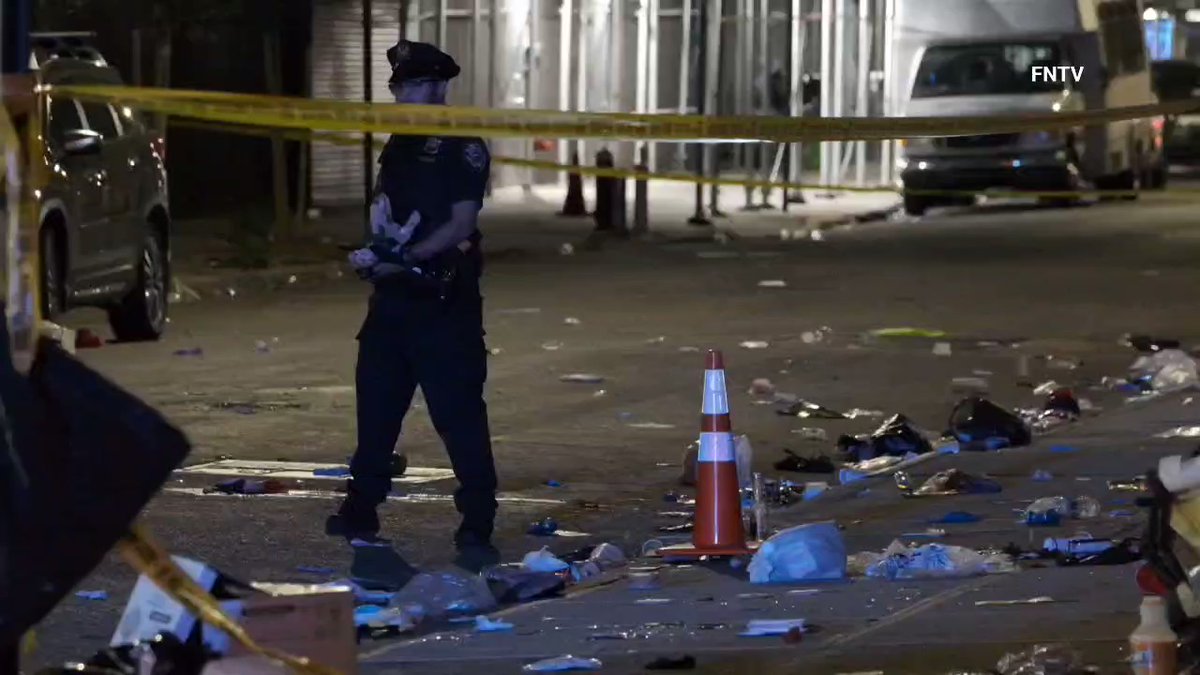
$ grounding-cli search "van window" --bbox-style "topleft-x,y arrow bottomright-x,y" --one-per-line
80,101 -> 119,139
1098,0 -> 1146,76
48,98 -> 84,145
912,42 -> 1064,98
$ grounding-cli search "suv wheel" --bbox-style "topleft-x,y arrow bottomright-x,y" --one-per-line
108,232 -> 168,342
902,193 -> 928,217
39,226 -> 65,321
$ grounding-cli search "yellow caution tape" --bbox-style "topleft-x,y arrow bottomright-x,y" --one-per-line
55,84 -> 1200,143
118,524 -> 342,675
169,118 -> 1200,202
20,630 -> 37,657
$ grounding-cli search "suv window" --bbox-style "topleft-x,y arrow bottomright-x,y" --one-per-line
48,98 -> 84,145
81,101 -> 119,139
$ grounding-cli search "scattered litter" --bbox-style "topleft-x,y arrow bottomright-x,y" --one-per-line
1130,348 -> 1199,391
389,571 -> 496,624
932,342 -> 952,357
946,397 -> 1031,448
497,307 -> 543,315
527,517 -> 559,536
521,547 -> 570,573
559,373 -> 604,384
1108,477 -> 1146,492
254,340 -> 271,354
951,377 -> 990,395
541,341 -> 563,351
846,409 -> 885,419
748,522 -> 846,584
901,528 -> 947,539
484,565 -> 566,603
1033,381 -> 1060,396
974,596 -> 1055,607
851,541 -> 1015,580
287,274 -> 298,284
895,469 -> 1001,497
867,327 -> 947,339
1047,357 -> 1081,371
838,414 -> 933,462
523,656 -> 603,672
1023,496 -> 1101,526
559,243 -> 575,255
635,598 -> 673,605
994,644 -> 1084,675
679,346 -> 700,352
1125,335 -> 1182,353
628,571 -> 662,590
773,449 -> 835,474
296,566 -> 336,575
740,341 -> 770,349
313,466 -> 351,478
545,480 -> 563,488
174,347 -> 204,357
748,378 -> 776,395
1156,426 -> 1200,439
475,615 -> 515,632
791,428 -> 828,442
739,619 -> 807,637
354,605 -> 416,631
758,280 -> 787,288
563,317 -> 582,326
75,590 -> 108,601
645,655 -> 696,671
629,422 -> 676,429
646,336 -> 667,344
488,347 -> 503,355
1050,445 -> 1079,454
1032,469 -> 1054,482
204,478 -> 289,495
930,511 -> 982,524
778,399 -> 847,419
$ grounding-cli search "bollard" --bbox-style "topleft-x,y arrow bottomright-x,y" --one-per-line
632,145 -> 649,236
593,148 -> 614,231
559,152 -> 587,217
612,169 -> 629,236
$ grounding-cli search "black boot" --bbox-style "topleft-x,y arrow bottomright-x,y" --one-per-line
325,492 -> 387,546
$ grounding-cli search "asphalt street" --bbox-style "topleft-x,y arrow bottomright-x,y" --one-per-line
27,181 -> 1200,672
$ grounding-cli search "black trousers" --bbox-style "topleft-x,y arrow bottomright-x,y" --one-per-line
351,277 -> 498,542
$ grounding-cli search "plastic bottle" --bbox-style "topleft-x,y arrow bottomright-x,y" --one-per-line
1042,537 -> 1114,556
1130,596 -> 1176,675
1072,496 -> 1102,519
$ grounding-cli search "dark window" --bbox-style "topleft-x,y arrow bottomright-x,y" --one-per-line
1099,0 -> 1147,76
48,98 -> 83,145
912,42 -> 1064,98
81,102 -> 119,139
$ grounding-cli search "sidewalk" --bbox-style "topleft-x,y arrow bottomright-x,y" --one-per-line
357,391 -> 1192,674
170,182 -> 900,299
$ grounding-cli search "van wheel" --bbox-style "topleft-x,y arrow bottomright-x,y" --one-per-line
108,232 -> 168,342
902,194 -> 928,216
39,225 -> 66,321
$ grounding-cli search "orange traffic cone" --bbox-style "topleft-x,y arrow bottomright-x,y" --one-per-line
659,349 -> 755,558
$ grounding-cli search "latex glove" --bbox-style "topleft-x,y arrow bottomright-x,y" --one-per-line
369,194 -> 393,238
348,248 -> 379,270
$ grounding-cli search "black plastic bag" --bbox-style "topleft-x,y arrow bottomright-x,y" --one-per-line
838,414 -> 932,462
946,397 -> 1032,448
483,564 -> 566,603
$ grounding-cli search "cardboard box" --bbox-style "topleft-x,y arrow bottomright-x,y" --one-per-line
111,555 -> 234,650
228,584 -> 357,675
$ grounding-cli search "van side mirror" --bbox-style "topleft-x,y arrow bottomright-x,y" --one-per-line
61,129 -> 102,156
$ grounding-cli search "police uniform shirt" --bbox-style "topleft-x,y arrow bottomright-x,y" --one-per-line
376,134 -> 491,246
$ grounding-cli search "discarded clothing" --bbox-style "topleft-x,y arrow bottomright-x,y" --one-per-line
777,399 -> 847,420
748,522 -> 846,584
837,414 -> 932,462
946,397 -> 1031,448
773,449 -> 836,474
203,478 -> 289,495
1125,335 -> 1182,354
895,468 -> 1002,497
484,564 -> 566,603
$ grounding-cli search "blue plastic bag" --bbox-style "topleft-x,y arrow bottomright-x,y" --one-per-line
748,521 -> 846,584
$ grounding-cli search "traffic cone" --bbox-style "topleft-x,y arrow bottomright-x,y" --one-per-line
659,349 -> 755,558
559,152 -> 587,217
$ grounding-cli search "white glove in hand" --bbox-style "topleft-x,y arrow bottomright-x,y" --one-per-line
348,248 -> 379,270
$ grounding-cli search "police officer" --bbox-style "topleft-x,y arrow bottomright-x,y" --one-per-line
327,40 -> 499,570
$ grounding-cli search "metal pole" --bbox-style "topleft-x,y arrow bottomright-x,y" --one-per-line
854,0 -> 869,186
558,0 -> 574,179
788,0 -> 806,203
490,0 -> 500,107
831,0 -> 845,186
819,0 -> 832,187
576,0 -> 589,163
636,0 -> 650,170
472,0 -> 483,104
756,0 -> 768,202
677,0 -> 693,171
688,0 -> 712,225
705,0 -> 721,215
880,0 -> 895,185
362,0 -> 374,237
736,0 -> 750,199
526,0 -> 539,190
647,0 -> 660,172
438,0 -> 449,44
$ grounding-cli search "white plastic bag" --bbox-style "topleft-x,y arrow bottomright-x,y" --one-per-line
389,571 -> 496,620
521,547 -> 570,573
864,542 -> 1015,580
748,521 -> 846,584
1131,348 -> 1199,391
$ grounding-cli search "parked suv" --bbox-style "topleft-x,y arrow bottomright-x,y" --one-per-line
33,33 -> 170,341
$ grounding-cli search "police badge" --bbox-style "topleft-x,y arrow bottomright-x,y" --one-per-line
464,142 -> 486,171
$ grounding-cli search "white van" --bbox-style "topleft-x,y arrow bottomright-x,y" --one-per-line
893,0 -> 1166,215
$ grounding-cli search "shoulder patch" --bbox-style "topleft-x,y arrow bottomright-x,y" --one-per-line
464,142 -> 487,171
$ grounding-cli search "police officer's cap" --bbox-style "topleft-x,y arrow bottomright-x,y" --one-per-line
387,41 -> 461,84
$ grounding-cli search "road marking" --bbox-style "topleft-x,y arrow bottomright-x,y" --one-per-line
176,459 -> 454,485
162,486 -> 565,506
821,575 -> 1002,648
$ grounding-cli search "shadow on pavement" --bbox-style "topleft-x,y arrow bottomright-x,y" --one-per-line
352,545 -> 419,590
